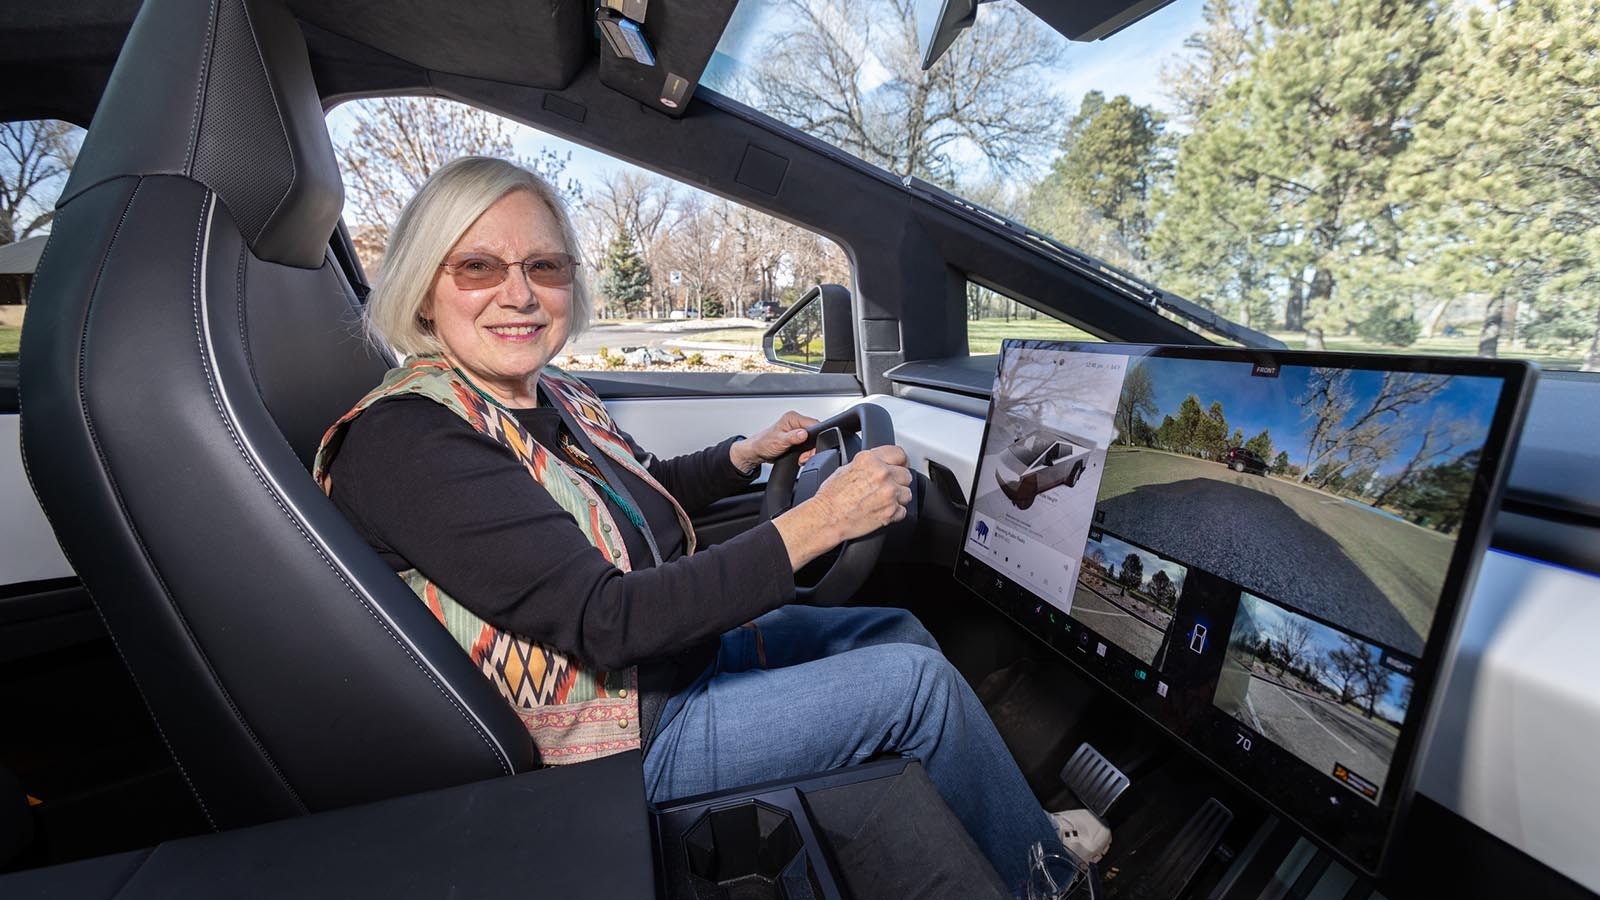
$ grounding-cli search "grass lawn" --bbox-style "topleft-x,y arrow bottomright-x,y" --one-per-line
588,317 -> 1592,370
1265,330 -> 1589,370
966,318 -> 1100,354
0,325 -> 19,356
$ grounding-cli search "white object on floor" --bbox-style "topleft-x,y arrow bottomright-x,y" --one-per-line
1048,807 -> 1112,864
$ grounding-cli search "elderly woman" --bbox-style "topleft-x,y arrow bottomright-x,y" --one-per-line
315,156 -> 1066,889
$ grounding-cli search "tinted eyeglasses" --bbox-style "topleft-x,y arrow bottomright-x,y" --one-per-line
439,252 -> 578,290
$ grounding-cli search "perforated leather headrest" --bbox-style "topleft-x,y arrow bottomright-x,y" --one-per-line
61,0 -> 341,269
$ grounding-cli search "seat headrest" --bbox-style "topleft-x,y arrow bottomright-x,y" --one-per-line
61,0 -> 342,269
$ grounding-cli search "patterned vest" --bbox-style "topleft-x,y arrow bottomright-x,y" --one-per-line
313,357 -> 697,764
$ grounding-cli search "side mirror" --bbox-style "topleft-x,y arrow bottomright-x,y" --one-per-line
763,284 -> 856,374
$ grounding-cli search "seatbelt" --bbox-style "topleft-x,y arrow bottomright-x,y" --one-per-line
543,386 -> 665,568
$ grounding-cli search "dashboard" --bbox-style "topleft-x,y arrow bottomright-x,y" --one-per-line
4,365 -> 1597,893
599,370 -> 1600,893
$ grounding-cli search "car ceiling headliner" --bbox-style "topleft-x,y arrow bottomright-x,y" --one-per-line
0,0 -> 591,125
0,0 -> 1170,127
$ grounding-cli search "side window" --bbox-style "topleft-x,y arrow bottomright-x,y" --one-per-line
328,97 -> 850,374
0,120 -> 84,377
965,282 -> 1100,355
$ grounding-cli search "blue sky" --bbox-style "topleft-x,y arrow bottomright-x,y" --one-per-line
1051,0 -> 1203,115
1135,357 -> 1502,477
709,0 -> 1204,117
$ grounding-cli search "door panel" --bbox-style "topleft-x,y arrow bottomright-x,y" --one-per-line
587,372 -> 863,545
593,379 -> 860,458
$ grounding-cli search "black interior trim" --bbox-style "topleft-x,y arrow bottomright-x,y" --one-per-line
0,577 -> 81,602
1490,509 -> 1600,577
885,356 -> 999,397
1502,371 -> 1600,521
1383,795 -> 1596,900
688,491 -> 764,548
0,751 -> 655,898
0,581 -> 101,663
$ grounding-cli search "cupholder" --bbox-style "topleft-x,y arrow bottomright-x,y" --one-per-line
682,800 -> 822,900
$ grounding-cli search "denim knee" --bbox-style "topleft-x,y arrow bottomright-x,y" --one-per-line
883,643 -> 962,701
873,607 -> 942,651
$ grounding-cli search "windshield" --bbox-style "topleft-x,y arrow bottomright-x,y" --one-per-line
706,0 -> 1599,372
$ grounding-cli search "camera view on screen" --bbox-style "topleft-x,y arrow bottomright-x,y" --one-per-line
1214,592 -> 1416,803
1073,530 -> 1186,666
1098,357 -> 1500,656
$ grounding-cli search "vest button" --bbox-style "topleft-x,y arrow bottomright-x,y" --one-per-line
617,689 -> 628,698
588,499 -> 598,507
618,719 -> 629,729
601,523 -> 612,533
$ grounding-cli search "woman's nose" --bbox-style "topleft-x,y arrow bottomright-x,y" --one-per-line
499,266 -> 538,307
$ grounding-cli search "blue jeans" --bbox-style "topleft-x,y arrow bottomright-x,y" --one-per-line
643,606 -> 1058,892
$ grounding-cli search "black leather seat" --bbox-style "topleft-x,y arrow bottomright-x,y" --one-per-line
19,0 -> 536,831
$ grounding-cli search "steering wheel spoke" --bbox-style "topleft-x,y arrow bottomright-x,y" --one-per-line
760,403 -> 895,606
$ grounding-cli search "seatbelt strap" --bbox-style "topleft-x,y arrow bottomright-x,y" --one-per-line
543,386 -> 665,568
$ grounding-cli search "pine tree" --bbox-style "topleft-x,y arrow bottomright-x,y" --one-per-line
1395,0 -> 1600,367
1152,0 -> 1450,343
599,227 -> 652,318
1026,92 -> 1168,271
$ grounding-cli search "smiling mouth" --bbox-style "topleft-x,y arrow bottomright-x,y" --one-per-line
487,324 -> 542,336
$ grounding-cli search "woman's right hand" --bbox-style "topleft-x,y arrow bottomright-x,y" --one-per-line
771,445 -> 913,571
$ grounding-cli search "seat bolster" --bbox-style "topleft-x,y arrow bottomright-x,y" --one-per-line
26,177 -> 535,829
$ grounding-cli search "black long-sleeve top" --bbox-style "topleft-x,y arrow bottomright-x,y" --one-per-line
326,394 -> 796,743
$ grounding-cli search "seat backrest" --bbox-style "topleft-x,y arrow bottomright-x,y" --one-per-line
19,0 -> 535,831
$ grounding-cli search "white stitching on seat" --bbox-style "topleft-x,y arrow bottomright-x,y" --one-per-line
185,192 -> 311,812
192,193 -> 517,776
20,178 -> 220,830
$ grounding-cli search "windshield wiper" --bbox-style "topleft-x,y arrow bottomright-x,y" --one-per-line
902,177 -> 1286,350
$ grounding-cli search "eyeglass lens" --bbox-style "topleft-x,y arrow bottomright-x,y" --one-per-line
443,253 -> 575,289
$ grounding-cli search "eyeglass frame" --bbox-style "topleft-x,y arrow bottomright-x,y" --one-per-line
437,251 -> 580,290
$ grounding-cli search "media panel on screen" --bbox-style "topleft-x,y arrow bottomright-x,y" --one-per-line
954,340 -> 1534,875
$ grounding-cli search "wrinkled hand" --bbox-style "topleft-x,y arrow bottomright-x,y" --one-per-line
770,444 -> 913,572
810,445 -> 914,544
730,410 -> 819,473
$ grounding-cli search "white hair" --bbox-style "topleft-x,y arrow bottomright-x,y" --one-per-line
363,156 -> 590,357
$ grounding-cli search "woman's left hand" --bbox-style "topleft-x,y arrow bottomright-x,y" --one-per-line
731,410 -> 819,473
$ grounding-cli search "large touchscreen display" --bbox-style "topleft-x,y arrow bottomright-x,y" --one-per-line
954,341 -> 1533,874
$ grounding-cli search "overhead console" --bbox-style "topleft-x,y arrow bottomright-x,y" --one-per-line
954,340 -> 1535,875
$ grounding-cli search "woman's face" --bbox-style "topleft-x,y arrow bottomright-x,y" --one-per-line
423,189 -> 572,408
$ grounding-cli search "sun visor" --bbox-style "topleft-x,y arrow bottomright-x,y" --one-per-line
288,0 -> 589,89
596,0 -> 737,119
